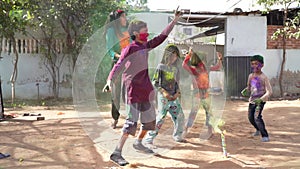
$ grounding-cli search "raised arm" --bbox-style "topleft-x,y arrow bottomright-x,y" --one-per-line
182,49 -> 197,75
210,52 -> 223,71
147,10 -> 182,49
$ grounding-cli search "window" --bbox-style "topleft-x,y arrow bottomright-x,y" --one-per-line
183,28 -> 192,35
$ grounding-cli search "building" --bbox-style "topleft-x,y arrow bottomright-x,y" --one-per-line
134,8 -> 300,98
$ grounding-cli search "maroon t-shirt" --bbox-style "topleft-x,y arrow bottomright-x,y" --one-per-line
108,20 -> 176,104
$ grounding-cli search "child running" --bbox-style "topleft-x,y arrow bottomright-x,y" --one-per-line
104,11 -> 182,166
241,55 -> 272,142
182,48 -> 221,139
145,44 -> 185,148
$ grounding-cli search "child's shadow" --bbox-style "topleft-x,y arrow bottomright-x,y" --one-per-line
135,153 -> 201,169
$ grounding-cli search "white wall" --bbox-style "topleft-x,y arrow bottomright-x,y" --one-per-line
130,13 -> 171,34
262,49 -> 300,77
226,15 -> 267,56
0,53 -> 72,99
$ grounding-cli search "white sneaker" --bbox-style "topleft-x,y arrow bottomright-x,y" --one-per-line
261,137 -> 270,142
145,142 -> 157,150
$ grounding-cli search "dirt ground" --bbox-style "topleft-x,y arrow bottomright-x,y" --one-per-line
0,99 -> 300,169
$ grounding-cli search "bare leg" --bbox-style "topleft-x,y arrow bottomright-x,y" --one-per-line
133,129 -> 154,153
136,129 -> 147,141
110,133 -> 130,166
116,133 -> 129,151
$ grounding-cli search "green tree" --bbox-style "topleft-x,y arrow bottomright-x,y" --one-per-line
0,0 -> 33,103
29,0 -> 127,98
127,0 -> 149,12
1,0 -> 131,99
257,0 -> 300,97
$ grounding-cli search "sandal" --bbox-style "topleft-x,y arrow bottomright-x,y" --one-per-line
0,153 -> 10,159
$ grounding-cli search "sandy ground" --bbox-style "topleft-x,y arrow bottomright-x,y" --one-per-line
0,99 -> 300,169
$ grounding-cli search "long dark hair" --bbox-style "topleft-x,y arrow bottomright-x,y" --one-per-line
104,10 -> 127,38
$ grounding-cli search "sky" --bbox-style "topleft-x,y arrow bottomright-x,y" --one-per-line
147,0 -> 263,12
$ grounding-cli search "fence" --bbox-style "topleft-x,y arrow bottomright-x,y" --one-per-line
1,38 -> 65,54
225,56 -> 251,98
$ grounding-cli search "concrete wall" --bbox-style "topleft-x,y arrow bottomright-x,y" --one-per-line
0,52 -> 72,99
226,15 -> 267,56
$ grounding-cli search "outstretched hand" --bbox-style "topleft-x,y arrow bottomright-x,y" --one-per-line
102,80 -> 112,92
187,47 -> 193,56
217,52 -> 223,60
241,88 -> 249,97
174,6 -> 183,21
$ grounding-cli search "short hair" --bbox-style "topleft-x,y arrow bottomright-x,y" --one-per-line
251,55 -> 264,64
128,20 -> 147,40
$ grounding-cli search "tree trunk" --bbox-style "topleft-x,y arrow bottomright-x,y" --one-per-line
9,37 -> 19,104
47,59 -> 58,99
279,37 -> 286,97
279,9 -> 288,97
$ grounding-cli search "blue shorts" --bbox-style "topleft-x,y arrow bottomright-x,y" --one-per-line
122,102 -> 156,136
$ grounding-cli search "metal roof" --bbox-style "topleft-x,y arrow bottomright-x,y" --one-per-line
175,7 -> 300,39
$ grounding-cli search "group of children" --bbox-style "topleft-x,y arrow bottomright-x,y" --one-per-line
103,9 -> 272,166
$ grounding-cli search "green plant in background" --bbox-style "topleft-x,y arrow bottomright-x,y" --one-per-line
41,101 -> 46,106
0,0 -> 34,104
257,0 -> 300,97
